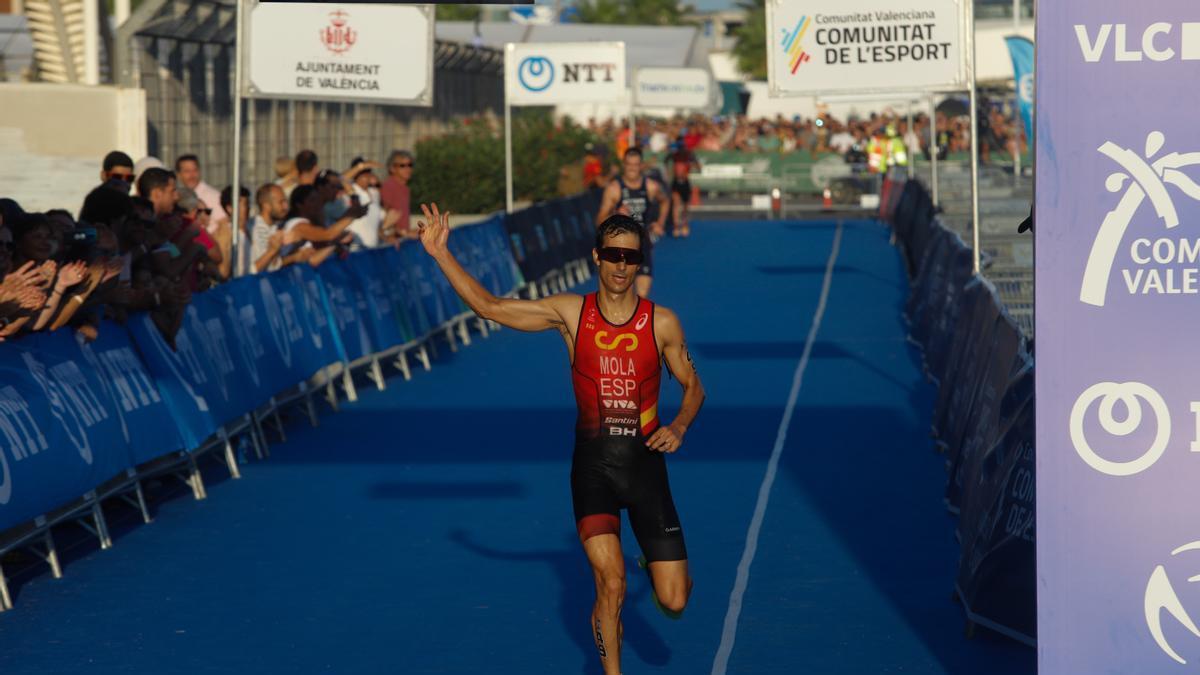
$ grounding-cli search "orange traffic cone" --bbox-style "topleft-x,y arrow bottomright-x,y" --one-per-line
822,187 -> 833,210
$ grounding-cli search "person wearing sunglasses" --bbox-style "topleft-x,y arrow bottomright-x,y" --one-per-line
417,204 -> 705,675
100,151 -> 136,193
381,149 -> 415,244
596,147 -> 670,298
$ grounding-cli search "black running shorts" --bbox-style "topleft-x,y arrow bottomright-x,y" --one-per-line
571,437 -> 687,563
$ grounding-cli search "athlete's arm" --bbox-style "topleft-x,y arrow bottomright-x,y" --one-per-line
647,307 -> 705,453
596,181 -> 620,224
418,203 -> 580,332
289,205 -> 367,244
649,181 -> 669,233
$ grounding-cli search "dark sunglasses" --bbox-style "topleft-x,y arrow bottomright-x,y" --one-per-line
108,172 -> 134,182
597,246 -> 643,265
197,208 -> 212,215
391,162 -> 413,168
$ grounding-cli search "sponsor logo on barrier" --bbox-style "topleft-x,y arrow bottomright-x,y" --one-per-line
595,331 -> 637,352
0,386 -> 47,505
302,276 -> 327,350
1079,131 -> 1200,307
226,296 -> 263,388
1146,541 -> 1200,664
1075,23 -> 1200,63
22,353 -> 107,465
144,314 -> 210,413
200,312 -> 235,402
261,278 -> 294,369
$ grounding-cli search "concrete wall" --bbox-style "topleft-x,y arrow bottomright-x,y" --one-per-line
0,83 -> 146,158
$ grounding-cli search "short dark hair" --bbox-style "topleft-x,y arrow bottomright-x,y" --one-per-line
255,183 -> 280,208
136,168 -> 175,198
220,184 -> 250,211
174,154 -> 200,171
80,186 -> 134,226
623,147 -> 643,161
595,214 -> 645,250
295,149 -> 319,174
102,151 -> 134,172
288,184 -> 319,218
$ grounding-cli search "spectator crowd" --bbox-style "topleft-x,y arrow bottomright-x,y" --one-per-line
0,147 -> 420,345
584,100 -> 1026,169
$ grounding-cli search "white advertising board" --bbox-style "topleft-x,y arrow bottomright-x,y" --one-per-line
245,2 -> 433,106
766,0 -> 967,97
633,67 -> 714,110
505,42 -> 626,106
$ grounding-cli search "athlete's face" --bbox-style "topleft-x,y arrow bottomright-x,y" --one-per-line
594,231 -> 641,295
623,154 -> 643,182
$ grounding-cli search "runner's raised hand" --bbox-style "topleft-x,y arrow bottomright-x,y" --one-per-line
417,202 -> 451,257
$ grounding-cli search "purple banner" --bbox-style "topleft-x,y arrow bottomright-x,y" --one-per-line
1037,4 -> 1200,671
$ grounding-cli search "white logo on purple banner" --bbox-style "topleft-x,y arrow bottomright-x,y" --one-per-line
1080,131 -> 1200,307
1146,541 -> 1200,665
1069,381 -> 1171,476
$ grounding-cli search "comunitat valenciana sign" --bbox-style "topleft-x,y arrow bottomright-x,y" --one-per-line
765,0 -> 967,96
245,2 -> 433,106
633,67 -> 713,110
1037,3 -> 1200,673
505,42 -> 625,106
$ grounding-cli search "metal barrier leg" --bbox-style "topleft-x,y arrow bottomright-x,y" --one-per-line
416,344 -> 432,372
93,497 -> 113,550
527,283 -> 540,300
270,398 -> 287,442
248,414 -> 268,460
134,480 -> 152,524
0,562 -> 12,611
477,317 -> 489,338
342,367 -> 358,403
325,372 -> 339,412
190,455 -> 207,500
223,434 -> 242,480
370,357 -> 386,391
43,529 -> 63,578
301,383 -> 319,427
457,318 -> 471,346
395,349 -> 412,381
445,325 -> 458,353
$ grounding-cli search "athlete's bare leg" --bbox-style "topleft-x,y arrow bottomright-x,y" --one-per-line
635,275 -> 652,298
671,193 -> 684,237
584,533 -> 626,675
647,559 -> 693,614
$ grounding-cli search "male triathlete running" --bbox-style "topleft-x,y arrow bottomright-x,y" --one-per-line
417,203 -> 704,675
667,138 -> 701,238
597,147 -> 670,298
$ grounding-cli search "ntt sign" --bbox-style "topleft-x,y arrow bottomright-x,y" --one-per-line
765,0 -> 968,96
505,42 -> 626,106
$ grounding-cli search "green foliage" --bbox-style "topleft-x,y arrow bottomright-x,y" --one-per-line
513,109 -> 594,206
410,111 -> 596,214
731,0 -> 767,80
573,0 -> 692,26
410,121 -> 505,215
434,4 -> 482,22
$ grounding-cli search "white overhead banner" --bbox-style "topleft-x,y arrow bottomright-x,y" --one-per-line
505,42 -> 626,106
766,0 -> 967,97
245,2 -> 433,106
633,67 -> 714,110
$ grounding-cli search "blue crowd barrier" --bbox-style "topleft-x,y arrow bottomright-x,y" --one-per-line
0,207 -> 579,611
887,178 -> 1036,646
